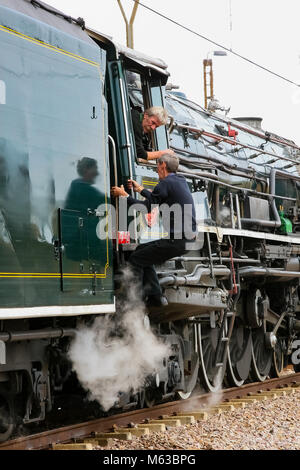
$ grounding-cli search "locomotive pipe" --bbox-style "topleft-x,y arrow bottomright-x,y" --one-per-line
240,197 -> 281,228
206,232 -> 215,279
177,153 -> 267,184
177,164 -> 220,181
169,94 -> 300,152
229,192 -> 235,228
275,169 -> 300,182
172,145 -> 298,201
235,193 -> 242,229
176,168 -> 271,199
172,145 -> 264,181
172,256 -> 261,264
174,123 -> 300,168
241,168 -> 281,229
239,267 -> 300,279
215,184 -> 220,225
151,155 -> 296,203
225,119 -> 300,152
159,264 -> 230,287
0,328 -> 76,343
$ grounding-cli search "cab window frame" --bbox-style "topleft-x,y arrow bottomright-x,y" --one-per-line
124,62 -> 169,164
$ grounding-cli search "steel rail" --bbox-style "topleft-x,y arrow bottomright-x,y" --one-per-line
1,372 -> 299,450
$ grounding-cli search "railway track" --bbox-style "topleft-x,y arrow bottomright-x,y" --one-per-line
1,372 -> 299,450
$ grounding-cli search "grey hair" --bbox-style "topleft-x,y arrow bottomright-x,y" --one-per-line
157,154 -> 179,173
145,106 -> 168,125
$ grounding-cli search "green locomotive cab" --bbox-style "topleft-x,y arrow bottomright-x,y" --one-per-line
0,1 -> 116,437
0,4 -> 114,313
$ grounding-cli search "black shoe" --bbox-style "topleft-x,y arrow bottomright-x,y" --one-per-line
146,294 -> 168,308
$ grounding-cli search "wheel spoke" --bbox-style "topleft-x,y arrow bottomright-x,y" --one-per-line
226,320 -> 252,387
270,340 -> 284,378
198,324 -> 226,392
250,327 -> 272,382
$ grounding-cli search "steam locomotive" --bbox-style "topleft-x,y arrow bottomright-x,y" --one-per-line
0,0 -> 299,441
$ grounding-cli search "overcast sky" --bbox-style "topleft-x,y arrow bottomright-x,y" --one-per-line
45,0 -> 300,144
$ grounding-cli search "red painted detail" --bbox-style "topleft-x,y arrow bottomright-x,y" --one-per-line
118,231 -> 130,244
228,124 -> 238,140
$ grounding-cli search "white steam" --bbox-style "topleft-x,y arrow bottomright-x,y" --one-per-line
205,367 -> 223,408
219,206 -> 231,227
68,267 -> 170,411
181,366 -> 223,413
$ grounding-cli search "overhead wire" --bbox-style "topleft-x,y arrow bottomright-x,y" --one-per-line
131,0 -> 300,88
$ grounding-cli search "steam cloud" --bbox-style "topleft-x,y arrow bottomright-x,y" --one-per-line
68,267 -> 170,411
219,206 -> 231,227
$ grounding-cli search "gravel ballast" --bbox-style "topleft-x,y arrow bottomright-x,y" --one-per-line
96,389 -> 300,450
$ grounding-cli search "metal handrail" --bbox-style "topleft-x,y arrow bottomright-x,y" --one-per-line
174,122 -> 300,168
108,135 -> 119,251
118,76 -> 137,241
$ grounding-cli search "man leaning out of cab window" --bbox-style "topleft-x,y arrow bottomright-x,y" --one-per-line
131,106 -> 174,161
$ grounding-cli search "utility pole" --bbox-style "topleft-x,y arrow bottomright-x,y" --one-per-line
203,59 -> 213,109
117,0 -> 140,49
203,51 -> 227,109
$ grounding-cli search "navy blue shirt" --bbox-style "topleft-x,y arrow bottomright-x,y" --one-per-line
128,173 -> 197,239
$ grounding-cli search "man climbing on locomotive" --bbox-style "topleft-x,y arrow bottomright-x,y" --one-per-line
132,106 -> 175,161
111,154 -> 197,307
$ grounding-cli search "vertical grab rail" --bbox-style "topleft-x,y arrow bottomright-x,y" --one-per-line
118,76 -> 137,242
108,134 -> 119,251
119,77 -> 134,182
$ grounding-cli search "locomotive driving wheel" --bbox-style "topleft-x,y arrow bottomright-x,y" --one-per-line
226,319 -> 252,387
0,387 -> 15,442
270,339 -> 284,378
177,391 -> 192,399
144,388 -> 156,408
249,325 -> 272,382
176,323 -> 199,400
197,322 -> 226,392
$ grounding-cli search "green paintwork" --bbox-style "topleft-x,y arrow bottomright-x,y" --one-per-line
0,5 -> 114,310
279,210 -> 293,234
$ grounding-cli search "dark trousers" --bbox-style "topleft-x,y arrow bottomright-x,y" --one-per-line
129,238 -> 187,297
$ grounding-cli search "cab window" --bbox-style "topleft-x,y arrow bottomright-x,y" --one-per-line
125,69 -> 168,161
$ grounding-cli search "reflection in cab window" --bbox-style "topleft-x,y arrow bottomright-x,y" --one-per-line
126,70 -> 152,160
63,157 -> 104,262
65,157 -> 102,212
126,70 -> 144,112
